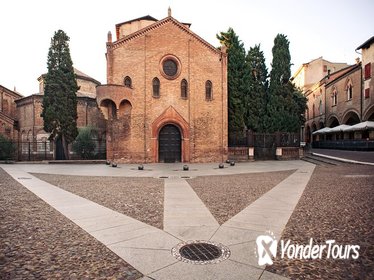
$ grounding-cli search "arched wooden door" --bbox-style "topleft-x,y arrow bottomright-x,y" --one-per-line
158,124 -> 181,163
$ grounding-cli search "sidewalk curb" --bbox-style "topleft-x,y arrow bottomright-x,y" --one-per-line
312,152 -> 374,166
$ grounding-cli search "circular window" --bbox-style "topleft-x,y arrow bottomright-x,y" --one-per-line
163,59 -> 178,77
160,55 -> 181,80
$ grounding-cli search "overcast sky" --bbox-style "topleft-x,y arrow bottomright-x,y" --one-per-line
1,0 -> 373,96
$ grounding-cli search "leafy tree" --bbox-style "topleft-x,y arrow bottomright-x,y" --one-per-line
72,127 -> 97,159
217,28 -> 247,134
41,30 -> 79,159
0,134 -> 16,160
245,44 -> 268,132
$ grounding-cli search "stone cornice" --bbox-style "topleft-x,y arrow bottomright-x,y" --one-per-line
0,85 -> 23,99
0,111 -> 16,124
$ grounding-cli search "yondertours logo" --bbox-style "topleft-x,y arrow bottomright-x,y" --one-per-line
256,233 -> 278,265
255,233 -> 360,266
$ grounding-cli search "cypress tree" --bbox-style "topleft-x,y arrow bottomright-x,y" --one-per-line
41,30 -> 79,159
245,44 -> 268,132
267,34 -> 306,132
217,28 -> 247,134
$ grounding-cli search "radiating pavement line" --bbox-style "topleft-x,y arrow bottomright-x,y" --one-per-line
210,163 -> 316,271
163,178 -> 220,241
1,166 -> 182,276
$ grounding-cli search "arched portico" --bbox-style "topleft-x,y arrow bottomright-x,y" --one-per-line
327,115 -> 340,128
342,110 -> 360,125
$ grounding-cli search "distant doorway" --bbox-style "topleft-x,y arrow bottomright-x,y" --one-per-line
55,137 -> 65,160
158,124 -> 181,163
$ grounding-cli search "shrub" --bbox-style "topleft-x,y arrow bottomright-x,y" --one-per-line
72,127 -> 97,159
0,135 -> 16,160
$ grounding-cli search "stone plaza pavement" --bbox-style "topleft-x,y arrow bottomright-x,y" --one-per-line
1,160 -> 315,280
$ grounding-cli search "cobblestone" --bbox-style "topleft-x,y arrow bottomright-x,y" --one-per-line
0,168 -> 143,280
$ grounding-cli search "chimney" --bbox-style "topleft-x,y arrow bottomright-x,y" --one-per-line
168,7 -> 171,17
107,31 -> 112,43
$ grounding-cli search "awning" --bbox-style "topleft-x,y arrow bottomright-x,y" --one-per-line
344,121 -> 374,132
328,124 -> 351,133
312,127 -> 332,135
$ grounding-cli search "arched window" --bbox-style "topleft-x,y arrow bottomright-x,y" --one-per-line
332,87 -> 337,106
346,79 -> 353,100
152,77 -> 160,98
124,76 -> 132,88
205,80 -> 212,100
181,79 -> 188,99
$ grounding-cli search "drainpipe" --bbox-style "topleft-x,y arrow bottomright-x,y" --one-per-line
143,35 -> 147,163
360,65 -> 363,120
188,39 -> 191,162
32,94 -> 35,140
355,50 -> 363,121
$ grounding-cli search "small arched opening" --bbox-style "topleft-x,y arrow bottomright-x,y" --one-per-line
100,99 -> 117,120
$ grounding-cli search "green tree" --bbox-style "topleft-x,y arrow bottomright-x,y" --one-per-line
269,34 -> 291,93
0,134 -> 16,160
217,28 -> 247,134
72,127 -> 97,159
41,30 -> 79,159
245,44 -> 268,132
267,34 -> 306,132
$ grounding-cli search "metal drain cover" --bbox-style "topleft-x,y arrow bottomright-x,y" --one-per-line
171,240 -> 230,264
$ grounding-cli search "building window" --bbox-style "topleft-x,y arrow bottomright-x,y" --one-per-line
160,55 -> 181,80
163,59 -> 178,77
347,84 -> 353,100
365,88 -> 370,99
364,63 -> 371,80
312,104 -> 315,119
319,99 -> 323,115
124,76 -> 132,88
332,87 -> 337,106
346,78 -> 353,100
152,77 -> 160,98
181,79 -> 188,99
205,80 -> 212,100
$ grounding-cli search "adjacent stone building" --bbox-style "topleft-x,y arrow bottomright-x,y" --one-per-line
357,36 -> 374,122
293,37 -> 374,144
0,85 -> 22,140
97,11 -> 228,163
292,57 -> 348,92
9,69 -> 106,160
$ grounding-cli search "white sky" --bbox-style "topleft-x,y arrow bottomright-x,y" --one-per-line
1,0 -> 373,96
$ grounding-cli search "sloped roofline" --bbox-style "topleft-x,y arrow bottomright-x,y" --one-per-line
115,15 -> 158,28
292,56 -> 348,79
356,36 -> 374,50
110,16 -> 220,54
37,68 -> 101,85
325,63 -> 361,87
0,84 -> 23,98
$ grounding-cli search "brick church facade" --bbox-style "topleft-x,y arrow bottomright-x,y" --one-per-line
1,11 -> 228,163
97,11 -> 228,163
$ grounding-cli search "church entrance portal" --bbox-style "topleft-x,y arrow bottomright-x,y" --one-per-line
158,124 -> 181,163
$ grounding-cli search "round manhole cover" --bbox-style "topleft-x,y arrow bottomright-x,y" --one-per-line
171,240 -> 230,264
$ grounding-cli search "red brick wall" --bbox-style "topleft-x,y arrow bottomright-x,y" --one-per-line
101,18 -> 228,163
